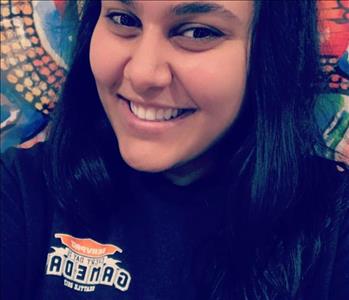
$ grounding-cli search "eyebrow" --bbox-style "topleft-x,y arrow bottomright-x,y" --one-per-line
170,2 -> 239,21
116,0 -> 136,8
116,0 -> 240,22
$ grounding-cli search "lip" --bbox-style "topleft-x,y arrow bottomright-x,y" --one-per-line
117,93 -> 195,110
116,95 -> 197,136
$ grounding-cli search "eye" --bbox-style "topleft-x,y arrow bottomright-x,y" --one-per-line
172,25 -> 225,41
106,11 -> 142,28
170,24 -> 226,51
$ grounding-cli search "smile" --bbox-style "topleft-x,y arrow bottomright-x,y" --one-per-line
128,101 -> 196,122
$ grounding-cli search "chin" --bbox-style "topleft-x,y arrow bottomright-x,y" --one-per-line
124,159 -> 172,173
127,161 -> 168,173
119,149 -> 175,173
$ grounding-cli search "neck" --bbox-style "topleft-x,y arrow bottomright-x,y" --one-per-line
164,157 -> 216,186
163,140 -> 229,186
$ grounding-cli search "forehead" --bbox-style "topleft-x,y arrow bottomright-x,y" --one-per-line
101,0 -> 254,25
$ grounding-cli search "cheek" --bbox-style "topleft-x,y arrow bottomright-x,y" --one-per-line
89,24 -> 126,89
178,41 -> 248,115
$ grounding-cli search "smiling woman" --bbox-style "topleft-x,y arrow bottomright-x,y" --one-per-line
90,1 -> 252,174
1,1 -> 348,300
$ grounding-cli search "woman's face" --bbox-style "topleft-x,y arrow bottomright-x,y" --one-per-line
90,0 -> 253,172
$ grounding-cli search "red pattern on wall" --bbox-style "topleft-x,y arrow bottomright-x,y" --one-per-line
53,0 -> 67,16
318,0 -> 349,92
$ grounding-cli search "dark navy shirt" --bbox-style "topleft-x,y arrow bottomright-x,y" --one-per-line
1,143 -> 348,300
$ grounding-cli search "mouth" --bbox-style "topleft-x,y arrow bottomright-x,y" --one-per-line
117,94 -> 197,122
129,101 -> 196,122
115,93 -> 199,136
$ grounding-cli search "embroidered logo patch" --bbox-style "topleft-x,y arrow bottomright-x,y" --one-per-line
46,233 -> 131,293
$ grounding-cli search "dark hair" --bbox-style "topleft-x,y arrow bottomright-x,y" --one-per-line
45,1 -> 344,299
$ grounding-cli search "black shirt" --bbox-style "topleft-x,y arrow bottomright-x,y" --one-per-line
1,143 -> 348,300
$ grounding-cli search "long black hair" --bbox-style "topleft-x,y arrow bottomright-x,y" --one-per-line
45,1 -> 346,299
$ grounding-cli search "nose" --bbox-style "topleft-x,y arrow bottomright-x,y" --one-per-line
123,30 -> 173,96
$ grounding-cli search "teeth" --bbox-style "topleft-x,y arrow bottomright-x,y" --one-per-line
172,109 -> 179,118
145,108 -> 156,121
137,105 -> 146,119
130,102 -> 138,115
156,109 -> 164,120
130,102 -> 181,121
164,109 -> 172,120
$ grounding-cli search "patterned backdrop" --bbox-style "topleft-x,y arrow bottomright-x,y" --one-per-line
317,0 -> 349,167
0,0 -> 80,150
0,0 -> 348,167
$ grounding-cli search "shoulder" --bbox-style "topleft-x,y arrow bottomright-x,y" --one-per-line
1,142 -> 50,194
312,157 -> 349,299
329,185 -> 349,299
1,143 -> 53,299
1,141 -> 52,221
1,142 -> 47,176
1,142 -> 53,237
305,155 -> 348,198
1,142 -> 52,216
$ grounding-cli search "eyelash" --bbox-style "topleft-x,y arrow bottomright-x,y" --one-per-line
105,12 -> 225,40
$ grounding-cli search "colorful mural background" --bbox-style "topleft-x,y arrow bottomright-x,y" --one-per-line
0,0 -> 348,167
0,0 -> 81,151
316,0 -> 349,167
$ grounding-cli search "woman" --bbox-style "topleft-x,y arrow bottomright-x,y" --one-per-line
1,1 -> 348,299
